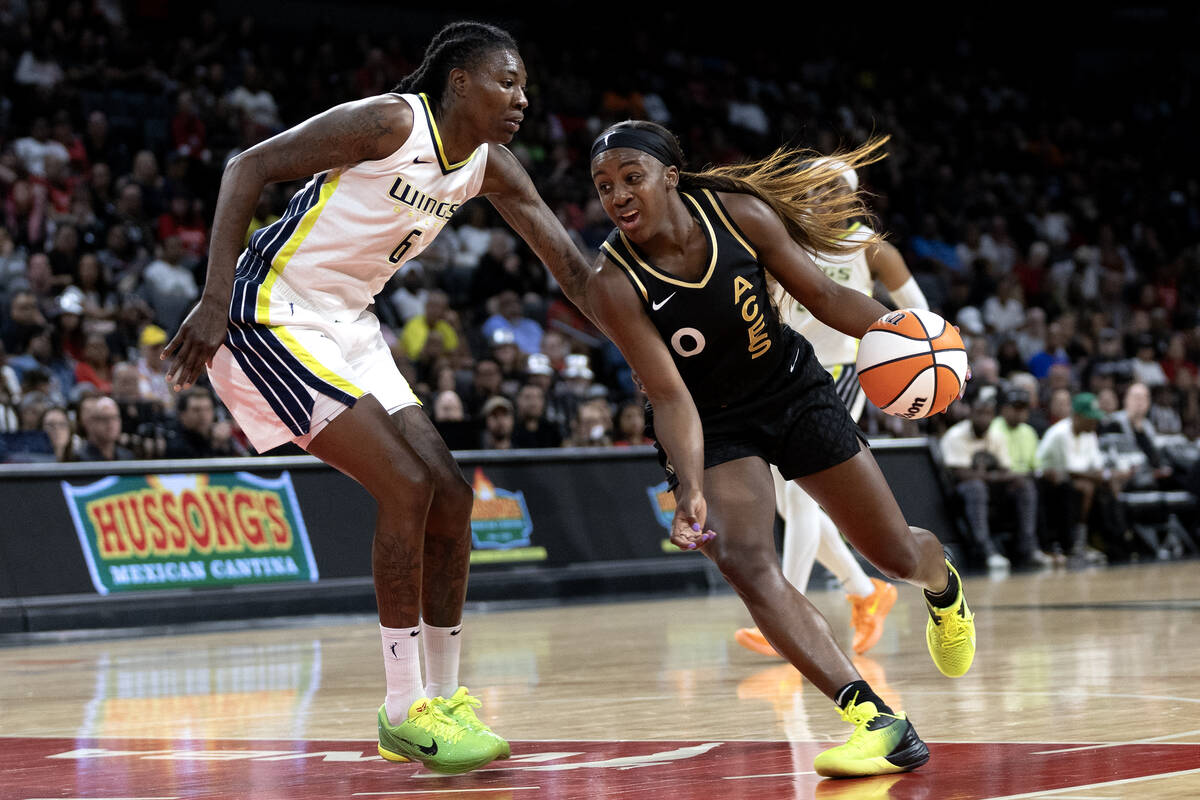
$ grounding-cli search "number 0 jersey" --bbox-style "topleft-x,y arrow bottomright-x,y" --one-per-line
232,92 -> 488,324
601,189 -> 785,411
772,222 -> 874,368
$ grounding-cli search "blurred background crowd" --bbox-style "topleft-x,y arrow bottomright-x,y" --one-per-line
0,3 -> 1196,566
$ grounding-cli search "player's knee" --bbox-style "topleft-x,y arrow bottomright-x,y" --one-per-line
712,549 -> 782,596
438,470 -> 473,518
375,456 -> 434,510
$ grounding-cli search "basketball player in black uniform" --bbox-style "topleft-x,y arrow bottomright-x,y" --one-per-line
587,121 -> 977,779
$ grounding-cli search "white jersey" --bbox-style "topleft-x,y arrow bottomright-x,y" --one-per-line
233,93 -> 488,323
773,222 -> 874,368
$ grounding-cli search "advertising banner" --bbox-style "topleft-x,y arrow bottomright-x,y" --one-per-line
60,471 -> 318,595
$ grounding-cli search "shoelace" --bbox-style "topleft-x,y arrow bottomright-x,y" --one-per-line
443,692 -> 486,729
840,698 -> 902,744
931,605 -> 975,647
411,703 -> 467,743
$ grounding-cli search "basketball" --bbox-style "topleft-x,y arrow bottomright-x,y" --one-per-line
856,308 -> 969,419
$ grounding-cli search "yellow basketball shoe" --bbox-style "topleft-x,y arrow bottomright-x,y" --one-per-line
433,687 -> 510,760
925,559 -> 976,678
813,698 -> 930,778
377,698 -> 502,774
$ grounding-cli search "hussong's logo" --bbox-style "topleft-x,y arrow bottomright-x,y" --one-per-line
469,468 -> 533,550
387,177 -> 460,221
62,472 -> 318,595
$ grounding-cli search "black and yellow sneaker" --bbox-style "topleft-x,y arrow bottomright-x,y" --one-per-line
925,558 -> 976,678
377,698 -> 502,774
813,698 -> 930,778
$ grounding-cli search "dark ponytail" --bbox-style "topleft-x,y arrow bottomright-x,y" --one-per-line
394,21 -> 518,110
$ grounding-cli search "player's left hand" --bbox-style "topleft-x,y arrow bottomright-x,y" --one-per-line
671,487 -> 717,550
163,298 -> 228,390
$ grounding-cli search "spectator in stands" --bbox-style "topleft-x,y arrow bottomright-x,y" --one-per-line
399,289 -> 462,371
989,387 -> 1052,567
1131,334 -> 1168,387
939,395 -> 1032,570
1103,382 -> 1174,488
73,333 -> 114,394
565,398 -> 613,448
463,358 -> 505,420
512,383 -> 561,449
488,328 -> 524,397
76,395 -> 134,461
613,400 -> 652,447
430,389 -> 479,451
1028,321 -> 1071,380
134,323 -> 174,407
13,117 -> 69,178
165,387 -> 244,458
540,329 -> 571,372
8,327 -> 72,405
0,341 -> 19,432
482,289 -> 543,356
480,395 -> 515,450
2,289 -> 46,354
39,405 -> 77,461
140,235 -> 198,332
388,261 -> 428,325
1036,392 -> 1126,564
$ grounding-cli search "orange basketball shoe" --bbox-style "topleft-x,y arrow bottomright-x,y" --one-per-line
735,627 -> 781,658
848,579 -> 898,655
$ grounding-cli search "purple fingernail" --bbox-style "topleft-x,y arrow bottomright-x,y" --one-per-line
691,523 -> 701,532
687,543 -> 697,550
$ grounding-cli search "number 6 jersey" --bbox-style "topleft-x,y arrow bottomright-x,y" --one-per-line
234,92 -> 489,325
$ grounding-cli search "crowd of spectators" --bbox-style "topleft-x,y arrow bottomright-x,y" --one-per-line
1,4 -> 1198,565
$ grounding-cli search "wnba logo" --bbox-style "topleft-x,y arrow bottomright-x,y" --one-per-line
884,312 -> 908,325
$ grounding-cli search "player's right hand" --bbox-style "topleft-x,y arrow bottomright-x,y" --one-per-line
163,299 -> 229,391
671,487 -> 716,550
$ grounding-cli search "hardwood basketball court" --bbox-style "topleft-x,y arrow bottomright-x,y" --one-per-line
3,561 -> 1199,799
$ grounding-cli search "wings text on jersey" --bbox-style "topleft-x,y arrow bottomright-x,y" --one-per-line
388,177 -> 461,222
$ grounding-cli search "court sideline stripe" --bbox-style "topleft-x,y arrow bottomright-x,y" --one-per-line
978,766 -> 1200,800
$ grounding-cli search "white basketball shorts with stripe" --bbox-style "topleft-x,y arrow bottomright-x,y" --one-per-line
209,297 -> 419,454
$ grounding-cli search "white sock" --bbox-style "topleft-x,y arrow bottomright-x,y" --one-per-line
815,511 -> 876,597
380,624 -> 424,724
422,621 -> 464,700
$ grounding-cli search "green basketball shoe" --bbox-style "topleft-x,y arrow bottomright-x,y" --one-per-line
925,558 -> 976,678
433,687 -> 510,759
377,698 -> 502,774
813,698 -> 930,778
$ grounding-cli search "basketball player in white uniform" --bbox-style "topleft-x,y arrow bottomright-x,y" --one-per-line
163,23 -> 594,774
736,159 -> 929,658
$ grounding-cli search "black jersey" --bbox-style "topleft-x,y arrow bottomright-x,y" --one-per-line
601,189 -> 785,411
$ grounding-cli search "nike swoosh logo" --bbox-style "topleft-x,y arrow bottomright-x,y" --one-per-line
651,292 -> 677,311
789,349 -> 800,372
450,629 -> 462,636
409,630 -> 420,637
400,736 -> 438,756
413,157 -> 432,164
866,601 -> 879,615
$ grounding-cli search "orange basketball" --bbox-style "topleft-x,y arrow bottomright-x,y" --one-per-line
855,308 -> 968,419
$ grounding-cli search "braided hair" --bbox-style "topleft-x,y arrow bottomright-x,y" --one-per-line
394,22 -> 519,111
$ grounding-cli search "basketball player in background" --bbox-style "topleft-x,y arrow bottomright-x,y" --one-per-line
736,159 -> 928,659
163,21 -> 595,774
588,120 -> 975,778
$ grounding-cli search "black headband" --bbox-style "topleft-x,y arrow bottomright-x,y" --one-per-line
590,127 -> 678,166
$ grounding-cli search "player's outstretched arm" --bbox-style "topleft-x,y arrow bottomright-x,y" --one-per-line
721,192 -> 889,338
164,96 -> 415,390
587,258 -> 712,550
480,145 -> 594,316
869,239 -> 928,310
